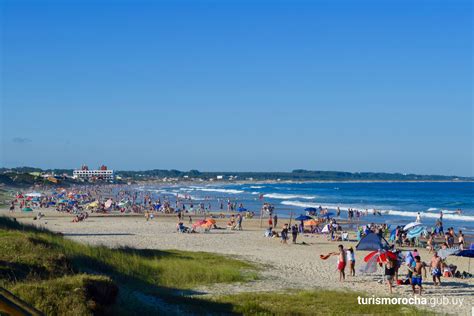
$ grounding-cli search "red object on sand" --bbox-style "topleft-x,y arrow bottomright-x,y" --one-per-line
364,250 -> 397,263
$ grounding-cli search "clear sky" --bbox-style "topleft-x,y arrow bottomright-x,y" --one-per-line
1,0 -> 472,176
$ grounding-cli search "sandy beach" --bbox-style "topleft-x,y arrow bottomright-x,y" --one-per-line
2,209 -> 473,316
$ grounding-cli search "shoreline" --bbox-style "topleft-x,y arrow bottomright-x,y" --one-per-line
2,209 -> 473,316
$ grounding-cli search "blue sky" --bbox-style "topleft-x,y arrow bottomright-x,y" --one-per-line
1,0 -> 472,176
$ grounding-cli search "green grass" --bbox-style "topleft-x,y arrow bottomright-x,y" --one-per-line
0,217 -> 433,315
0,216 -> 256,314
215,290 -> 434,315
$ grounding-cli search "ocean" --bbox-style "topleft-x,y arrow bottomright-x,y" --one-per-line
136,181 -> 474,234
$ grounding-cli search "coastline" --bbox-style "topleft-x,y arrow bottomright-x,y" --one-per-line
2,209 -> 473,316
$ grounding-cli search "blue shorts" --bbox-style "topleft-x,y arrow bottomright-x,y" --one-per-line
412,276 -> 422,286
432,268 -> 441,277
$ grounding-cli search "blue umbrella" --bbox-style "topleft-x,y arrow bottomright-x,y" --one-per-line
295,215 -> 312,221
454,250 -> 474,272
407,226 -> 427,239
238,207 -> 247,212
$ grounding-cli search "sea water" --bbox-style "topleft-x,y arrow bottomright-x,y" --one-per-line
138,182 -> 474,234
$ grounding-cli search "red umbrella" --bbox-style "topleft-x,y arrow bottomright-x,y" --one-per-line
364,250 -> 397,263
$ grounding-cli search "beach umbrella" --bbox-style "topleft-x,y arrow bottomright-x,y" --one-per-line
304,207 -> 317,213
87,201 -> 99,209
364,250 -> 397,263
205,218 -> 216,225
194,220 -> 207,226
403,222 -> 421,231
437,248 -> 459,260
454,250 -> 474,272
22,207 -> 33,212
304,219 -> 318,226
407,226 -> 427,239
295,215 -> 312,221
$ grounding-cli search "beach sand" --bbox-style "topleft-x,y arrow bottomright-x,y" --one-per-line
3,209 -> 473,315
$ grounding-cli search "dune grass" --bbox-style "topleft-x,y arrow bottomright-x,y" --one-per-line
0,217 -> 433,315
0,216 -> 256,314
216,290 -> 434,315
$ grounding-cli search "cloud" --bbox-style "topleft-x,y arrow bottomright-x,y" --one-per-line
12,137 -> 32,143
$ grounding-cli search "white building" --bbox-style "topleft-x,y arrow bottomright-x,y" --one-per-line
73,165 -> 114,181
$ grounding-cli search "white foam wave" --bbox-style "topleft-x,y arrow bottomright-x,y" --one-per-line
280,201 -> 474,222
196,188 -> 244,194
264,193 -> 316,200
250,186 -> 264,189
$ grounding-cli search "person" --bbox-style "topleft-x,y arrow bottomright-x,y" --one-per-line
347,247 -> 355,276
409,255 -> 426,295
337,244 -> 346,282
458,230 -> 465,250
280,224 -> 289,244
416,212 -> 421,223
268,217 -> 273,228
385,259 -> 396,294
405,251 -> 414,284
237,213 -> 243,230
430,252 -> 442,286
427,233 -> 434,253
291,224 -> 298,244
273,214 -> 278,228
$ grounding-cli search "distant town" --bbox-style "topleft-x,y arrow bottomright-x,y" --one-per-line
0,165 -> 472,187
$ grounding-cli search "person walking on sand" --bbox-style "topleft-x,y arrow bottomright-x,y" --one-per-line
237,213 -> 243,230
409,255 -> 426,295
337,244 -> 346,282
347,247 -> 356,276
280,224 -> 289,244
430,252 -> 442,286
291,224 -> 298,244
384,259 -> 396,294
273,214 -> 278,228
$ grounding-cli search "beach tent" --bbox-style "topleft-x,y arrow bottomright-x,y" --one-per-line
389,228 -> 397,242
403,222 -> 421,231
356,233 -> 389,251
407,226 -> 427,239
